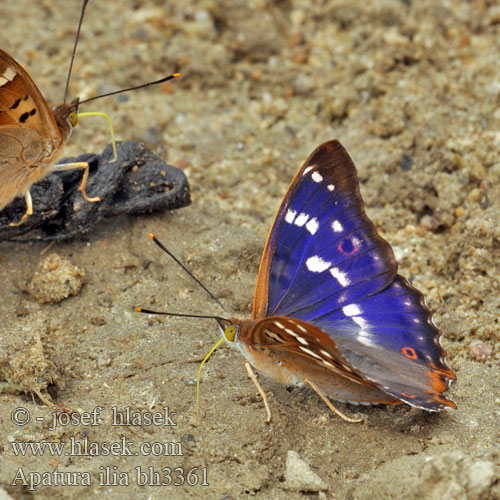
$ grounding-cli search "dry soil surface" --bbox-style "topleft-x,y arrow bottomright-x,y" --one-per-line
1,1 -> 500,499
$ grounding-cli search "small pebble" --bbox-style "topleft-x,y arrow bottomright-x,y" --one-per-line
470,342 -> 493,361
284,450 -> 327,492
400,153 -> 413,171
420,214 -> 440,231
181,434 -> 196,448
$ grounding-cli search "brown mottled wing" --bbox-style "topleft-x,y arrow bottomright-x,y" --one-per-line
0,49 -> 64,208
0,49 -> 61,139
241,316 -> 401,405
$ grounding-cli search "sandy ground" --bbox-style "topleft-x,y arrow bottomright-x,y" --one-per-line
1,1 -> 500,499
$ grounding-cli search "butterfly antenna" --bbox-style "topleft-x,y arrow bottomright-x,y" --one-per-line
64,0 -> 89,104
77,74 -> 181,107
135,308 -> 226,323
147,233 -> 227,313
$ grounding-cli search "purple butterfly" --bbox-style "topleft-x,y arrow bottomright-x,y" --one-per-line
217,140 -> 456,414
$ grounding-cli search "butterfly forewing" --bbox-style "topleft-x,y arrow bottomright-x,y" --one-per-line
0,49 -> 62,143
253,140 -> 397,319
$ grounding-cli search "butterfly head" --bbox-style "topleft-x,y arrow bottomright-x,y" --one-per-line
52,98 -> 80,141
216,318 -> 241,345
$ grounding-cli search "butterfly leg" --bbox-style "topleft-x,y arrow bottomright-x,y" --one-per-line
244,360 -> 272,424
8,190 -> 33,226
304,378 -> 363,423
51,162 -> 101,202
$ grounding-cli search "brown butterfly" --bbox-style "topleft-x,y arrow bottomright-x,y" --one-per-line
0,49 -> 96,226
0,1 -> 179,227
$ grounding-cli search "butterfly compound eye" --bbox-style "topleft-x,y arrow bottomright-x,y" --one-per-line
68,111 -> 78,127
224,325 -> 238,342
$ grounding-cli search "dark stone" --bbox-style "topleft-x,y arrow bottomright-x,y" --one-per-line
400,153 -> 413,172
0,141 -> 190,241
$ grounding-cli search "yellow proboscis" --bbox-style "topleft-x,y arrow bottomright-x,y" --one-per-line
196,337 -> 225,422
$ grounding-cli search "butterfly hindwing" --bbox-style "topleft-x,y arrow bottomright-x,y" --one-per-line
311,275 -> 456,410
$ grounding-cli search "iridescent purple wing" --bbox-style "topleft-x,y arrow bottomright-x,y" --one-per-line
252,140 -> 455,410
253,140 -> 397,318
